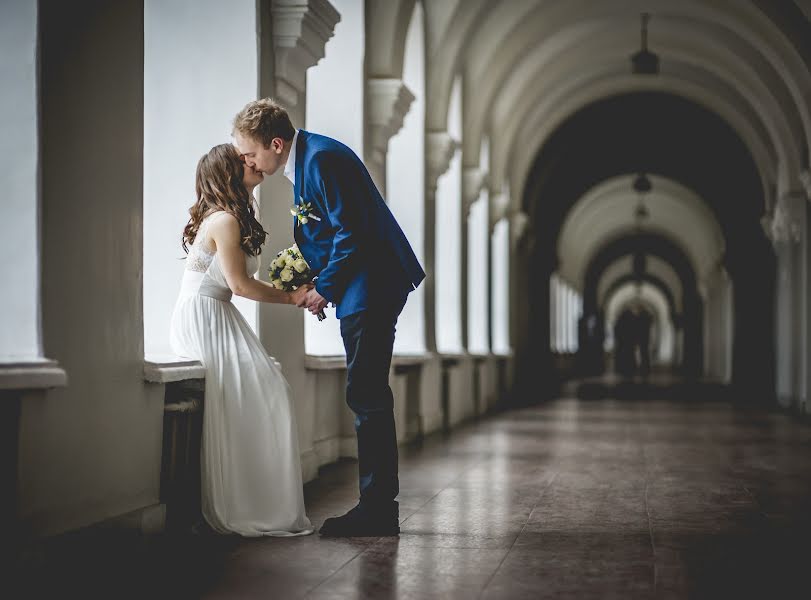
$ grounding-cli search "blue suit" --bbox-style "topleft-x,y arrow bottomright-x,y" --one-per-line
292,130 -> 425,318
292,130 -> 424,516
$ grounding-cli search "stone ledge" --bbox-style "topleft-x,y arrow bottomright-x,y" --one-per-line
393,353 -> 432,366
0,359 -> 67,390
304,355 -> 347,370
305,352 -> 434,371
143,355 -> 205,384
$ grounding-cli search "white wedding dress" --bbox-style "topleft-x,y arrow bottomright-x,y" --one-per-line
169,211 -> 313,537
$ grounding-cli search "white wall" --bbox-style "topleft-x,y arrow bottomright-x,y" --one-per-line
143,0 -> 259,358
491,218 -> 511,354
19,0 -> 161,538
435,76 -> 464,354
0,0 -> 41,361
304,0 -> 364,356
389,1 -> 426,355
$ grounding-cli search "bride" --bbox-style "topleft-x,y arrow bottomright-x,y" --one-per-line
169,143 -> 313,537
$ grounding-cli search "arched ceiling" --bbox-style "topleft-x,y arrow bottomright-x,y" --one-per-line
583,231 -> 699,309
605,282 -> 669,333
421,0 -> 811,205
520,91 -> 772,294
558,175 -> 725,286
597,254 -> 684,313
605,281 -> 676,363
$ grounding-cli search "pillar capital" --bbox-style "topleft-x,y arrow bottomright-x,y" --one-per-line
462,167 -> 488,218
768,192 -> 806,246
801,169 -> 811,202
510,210 -> 531,241
426,131 -> 458,192
366,78 -> 414,188
271,0 -> 340,107
489,190 -> 510,235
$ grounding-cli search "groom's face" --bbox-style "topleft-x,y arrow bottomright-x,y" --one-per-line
234,133 -> 284,176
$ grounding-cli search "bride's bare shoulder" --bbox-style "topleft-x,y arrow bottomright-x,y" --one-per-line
204,211 -> 241,248
206,211 -> 239,228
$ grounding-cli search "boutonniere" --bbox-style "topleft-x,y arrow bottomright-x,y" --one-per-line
290,201 -> 322,226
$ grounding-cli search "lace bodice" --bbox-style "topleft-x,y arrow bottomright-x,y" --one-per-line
180,212 -> 260,300
186,214 -> 221,273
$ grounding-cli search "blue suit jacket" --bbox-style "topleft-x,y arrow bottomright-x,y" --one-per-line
292,130 -> 425,319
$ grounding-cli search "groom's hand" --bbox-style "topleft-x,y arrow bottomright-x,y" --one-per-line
290,285 -> 312,307
304,289 -> 328,315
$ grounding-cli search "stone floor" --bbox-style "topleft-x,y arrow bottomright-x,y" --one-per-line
15,395 -> 811,599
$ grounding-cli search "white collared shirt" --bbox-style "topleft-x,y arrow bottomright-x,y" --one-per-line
283,129 -> 300,185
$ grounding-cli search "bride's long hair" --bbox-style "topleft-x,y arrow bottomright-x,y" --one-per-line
182,143 -> 267,256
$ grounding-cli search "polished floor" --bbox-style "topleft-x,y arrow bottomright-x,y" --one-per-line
17,395 -> 811,599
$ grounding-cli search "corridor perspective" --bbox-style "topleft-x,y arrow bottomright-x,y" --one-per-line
16,396 -> 811,599
3,0 -> 811,598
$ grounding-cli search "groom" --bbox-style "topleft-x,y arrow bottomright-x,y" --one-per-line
233,99 -> 425,537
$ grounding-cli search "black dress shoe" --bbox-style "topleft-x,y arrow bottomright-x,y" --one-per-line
318,505 -> 400,537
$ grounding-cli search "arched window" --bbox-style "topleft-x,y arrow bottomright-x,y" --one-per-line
388,1 -> 426,355
435,75 -> 464,354
549,274 -> 558,352
491,217 -> 511,354
1,0 -> 40,362
549,274 -> 581,353
557,279 -> 566,352
303,0 -> 365,356
143,0 -> 259,358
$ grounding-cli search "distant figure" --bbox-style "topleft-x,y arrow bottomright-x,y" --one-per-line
614,309 -> 637,377
614,304 -> 654,378
631,304 -> 653,377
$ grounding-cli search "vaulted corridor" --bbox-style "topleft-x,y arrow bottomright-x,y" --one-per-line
16,393 -> 811,599
5,1 -> 811,597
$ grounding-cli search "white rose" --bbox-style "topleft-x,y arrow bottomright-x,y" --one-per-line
271,278 -> 284,290
293,259 -> 308,273
284,254 -> 296,267
280,267 -> 294,283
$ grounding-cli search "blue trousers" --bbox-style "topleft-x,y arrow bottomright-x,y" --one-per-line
339,295 -> 407,517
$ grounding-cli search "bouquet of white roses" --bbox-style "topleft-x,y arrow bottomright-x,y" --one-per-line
268,244 -> 326,321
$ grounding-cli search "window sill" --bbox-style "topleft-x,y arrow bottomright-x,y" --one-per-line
304,355 -> 347,370
0,359 -> 68,390
143,355 -> 205,384
304,353 -> 433,371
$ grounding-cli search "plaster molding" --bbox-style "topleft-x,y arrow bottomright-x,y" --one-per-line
366,78 -> 415,172
271,0 -> 340,107
770,192 -> 806,245
0,359 -> 67,390
510,210 -> 530,241
462,167 -> 488,218
801,169 -> 811,202
426,131 -> 458,192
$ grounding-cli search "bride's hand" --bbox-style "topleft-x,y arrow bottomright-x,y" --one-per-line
289,284 -> 314,307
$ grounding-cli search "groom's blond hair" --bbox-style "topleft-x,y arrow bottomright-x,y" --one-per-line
232,98 -> 296,148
